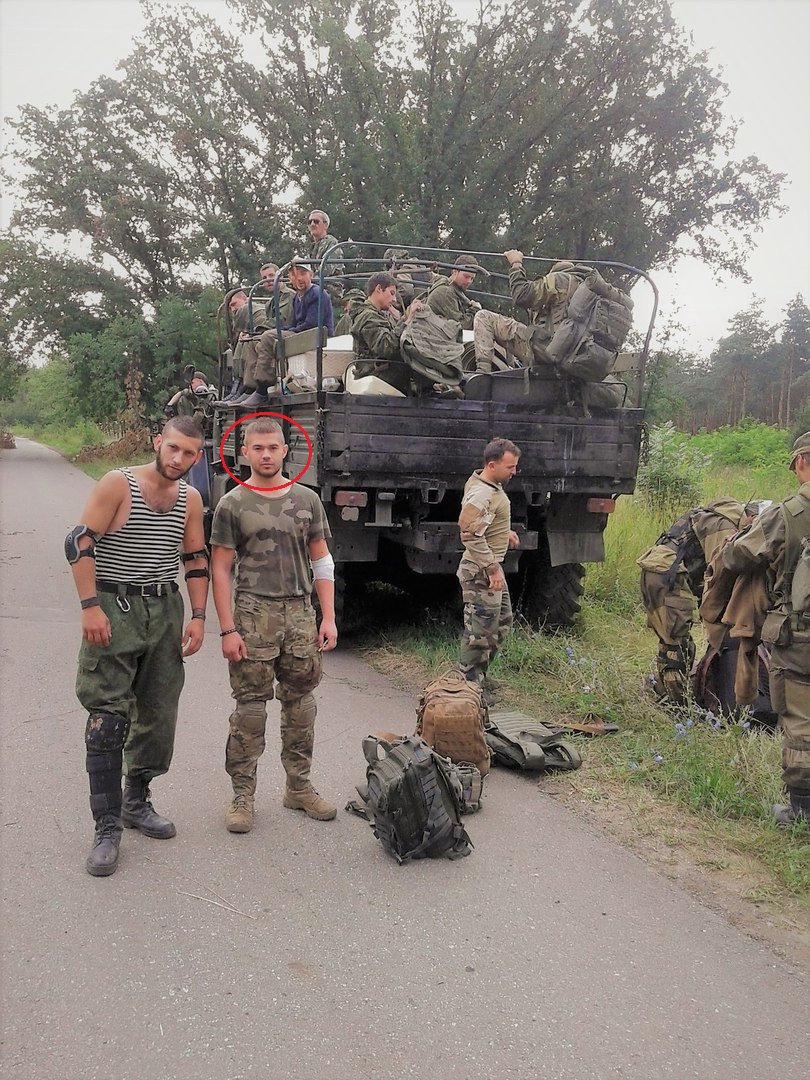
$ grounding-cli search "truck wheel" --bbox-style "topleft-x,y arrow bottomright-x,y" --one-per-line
516,555 -> 585,631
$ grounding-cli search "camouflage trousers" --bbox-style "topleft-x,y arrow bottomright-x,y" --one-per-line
639,566 -> 697,702
770,642 -> 810,794
457,560 -> 513,686
473,309 -> 533,372
227,593 -> 323,795
75,589 -> 185,784
244,329 -> 293,389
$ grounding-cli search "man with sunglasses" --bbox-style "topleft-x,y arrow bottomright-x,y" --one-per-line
307,209 -> 345,302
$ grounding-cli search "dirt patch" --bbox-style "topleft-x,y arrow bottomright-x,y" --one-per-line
364,642 -> 810,972
73,427 -> 151,463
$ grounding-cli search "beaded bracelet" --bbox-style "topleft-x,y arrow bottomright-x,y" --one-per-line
220,627 -> 239,637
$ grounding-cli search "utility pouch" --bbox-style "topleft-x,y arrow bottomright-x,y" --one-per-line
761,611 -> 792,647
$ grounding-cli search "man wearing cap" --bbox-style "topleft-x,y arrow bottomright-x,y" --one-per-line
721,433 -> 810,824
426,255 -> 487,330
240,259 -> 335,409
165,371 -> 216,422
307,209 -> 345,302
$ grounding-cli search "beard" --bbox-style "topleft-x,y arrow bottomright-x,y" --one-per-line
154,449 -> 193,481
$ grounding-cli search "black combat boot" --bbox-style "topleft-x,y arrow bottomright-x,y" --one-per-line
86,813 -> 123,877
122,777 -> 177,839
773,788 -> 810,826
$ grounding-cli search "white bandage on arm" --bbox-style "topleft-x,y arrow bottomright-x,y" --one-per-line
310,552 -> 335,581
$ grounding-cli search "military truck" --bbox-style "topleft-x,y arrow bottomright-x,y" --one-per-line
202,244 -> 657,630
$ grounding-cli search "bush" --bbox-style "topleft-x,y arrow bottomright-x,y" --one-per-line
636,422 -> 712,513
688,421 -> 791,469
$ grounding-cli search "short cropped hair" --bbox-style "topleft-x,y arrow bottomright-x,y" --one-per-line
243,418 -> 284,441
483,437 -> 521,464
163,415 -> 204,443
366,272 -> 397,296
309,209 -> 330,227
260,262 -> 279,273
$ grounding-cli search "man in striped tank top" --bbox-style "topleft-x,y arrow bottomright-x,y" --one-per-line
67,416 -> 210,877
211,417 -> 338,833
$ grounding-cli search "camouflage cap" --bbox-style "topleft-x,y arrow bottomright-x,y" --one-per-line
550,260 -> 577,273
789,432 -> 810,469
383,247 -> 410,263
192,370 -> 207,381
453,255 -> 488,276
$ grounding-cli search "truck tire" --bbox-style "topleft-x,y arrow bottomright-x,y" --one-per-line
516,553 -> 585,631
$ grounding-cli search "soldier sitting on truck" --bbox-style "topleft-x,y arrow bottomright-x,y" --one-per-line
221,289 -> 272,403
426,255 -> 486,330
239,259 -> 335,409
165,370 -> 216,422
498,250 -> 589,363
260,262 -> 295,327
350,272 -> 423,389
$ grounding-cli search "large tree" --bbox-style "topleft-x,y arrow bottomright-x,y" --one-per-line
0,0 -> 786,416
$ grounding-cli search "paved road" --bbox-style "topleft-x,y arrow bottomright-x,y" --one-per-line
1,439 -> 808,1080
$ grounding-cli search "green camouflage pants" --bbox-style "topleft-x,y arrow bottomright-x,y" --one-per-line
75,589 -> 185,783
472,309 -> 533,372
639,566 -> 697,702
770,642 -> 810,794
245,330 -> 294,388
227,593 -> 323,795
457,560 -> 513,686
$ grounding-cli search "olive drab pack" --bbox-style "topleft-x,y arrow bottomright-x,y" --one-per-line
546,270 -> 634,383
484,711 -> 583,772
416,674 -> 491,776
657,499 -> 746,598
358,736 -> 473,863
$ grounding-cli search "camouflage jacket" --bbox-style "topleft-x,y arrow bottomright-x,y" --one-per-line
723,483 -> 810,608
309,234 -> 345,278
458,470 -> 511,572
426,280 -> 477,330
509,266 -> 581,338
351,301 -> 405,361
266,286 -> 294,330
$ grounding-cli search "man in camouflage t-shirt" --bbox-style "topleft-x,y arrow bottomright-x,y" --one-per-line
457,438 -> 521,697
211,418 -> 338,833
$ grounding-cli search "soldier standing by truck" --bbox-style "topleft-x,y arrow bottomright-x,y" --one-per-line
457,438 -> 521,700
211,417 -> 338,834
721,434 -> 810,825
637,499 -> 753,703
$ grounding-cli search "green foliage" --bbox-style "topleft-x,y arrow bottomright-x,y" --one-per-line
8,420 -> 109,458
0,356 -> 82,428
688,421 -> 791,468
636,422 -> 712,512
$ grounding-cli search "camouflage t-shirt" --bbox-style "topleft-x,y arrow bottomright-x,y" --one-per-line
211,482 -> 331,598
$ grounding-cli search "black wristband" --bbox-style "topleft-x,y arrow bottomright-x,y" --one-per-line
220,627 -> 239,637
191,608 -> 206,620
81,597 -> 100,610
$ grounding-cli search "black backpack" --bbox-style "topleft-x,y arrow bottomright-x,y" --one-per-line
351,736 -> 473,863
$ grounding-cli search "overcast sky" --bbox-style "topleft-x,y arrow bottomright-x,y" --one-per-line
1,0 -> 808,355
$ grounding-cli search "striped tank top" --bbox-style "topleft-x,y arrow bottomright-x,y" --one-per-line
94,468 -> 187,585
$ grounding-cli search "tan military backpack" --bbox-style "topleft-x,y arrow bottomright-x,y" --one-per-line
415,673 -> 491,776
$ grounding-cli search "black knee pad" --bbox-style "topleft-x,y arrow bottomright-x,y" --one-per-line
85,711 -> 128,754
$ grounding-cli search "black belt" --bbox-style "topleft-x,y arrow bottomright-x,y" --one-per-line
97,581 -> 179,597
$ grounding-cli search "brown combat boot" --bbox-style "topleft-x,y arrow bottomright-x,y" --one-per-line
225,793 -> 255,833
283,786 -> 337,821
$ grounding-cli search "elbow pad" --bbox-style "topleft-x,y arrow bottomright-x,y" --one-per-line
65,524 -> 101,564
310,553 -> 335,581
